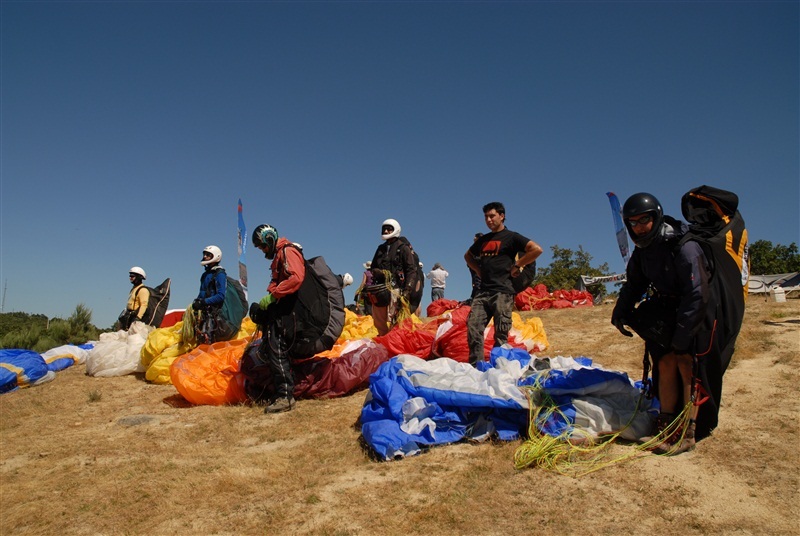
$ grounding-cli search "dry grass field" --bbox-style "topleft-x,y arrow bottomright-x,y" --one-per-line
1,298 -> 798,535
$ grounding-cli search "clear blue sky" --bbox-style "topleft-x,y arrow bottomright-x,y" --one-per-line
1,1 -> 797,329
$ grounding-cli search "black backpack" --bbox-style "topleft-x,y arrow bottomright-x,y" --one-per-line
141,278 -> 171,327
119,278 -> 171,330
259,246 -> 345,358
679,185 -> 748,371
511,262 -> 537,294
387,236 -> 424,308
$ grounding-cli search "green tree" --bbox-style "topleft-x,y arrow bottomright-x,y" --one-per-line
749,240 -> 800,275
0,304 -> 103,351
0,312 -> 48,339
534,245 -> 611,300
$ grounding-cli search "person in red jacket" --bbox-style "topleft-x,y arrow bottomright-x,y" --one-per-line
248,224 -> 306,414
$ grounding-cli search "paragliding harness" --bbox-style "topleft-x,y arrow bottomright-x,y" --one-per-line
630,282 -> 681,400
365,236 -> 421,308
118,278 -> 171,330
195,268 -> 248,344
638,186 -> 747,441
251,244 -> 345,357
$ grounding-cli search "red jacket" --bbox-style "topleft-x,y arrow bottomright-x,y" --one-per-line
267,238 -> 306,299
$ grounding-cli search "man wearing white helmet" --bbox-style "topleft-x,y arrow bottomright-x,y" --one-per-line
192,245 -> 229,343
367,218 -> 419,336
119,266 -> 150,329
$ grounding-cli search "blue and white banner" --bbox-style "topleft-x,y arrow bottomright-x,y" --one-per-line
237,198 -> 248,297
606,192 -> 630,266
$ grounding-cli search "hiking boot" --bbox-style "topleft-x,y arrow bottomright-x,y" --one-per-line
640,412 -> 686,452
654,421 -> 696,456
264,397 -> 296,414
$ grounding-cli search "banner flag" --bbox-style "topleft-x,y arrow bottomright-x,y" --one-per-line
606,192 -> 630,266
580,273 -> 627,286
237,198 -> 248,298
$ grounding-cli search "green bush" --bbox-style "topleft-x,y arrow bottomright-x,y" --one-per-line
0,312 -> 48,339
0,304 -> 104,350
1,324 -> 44,349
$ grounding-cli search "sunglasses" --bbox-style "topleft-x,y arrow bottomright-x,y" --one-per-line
627,215 -> 653,227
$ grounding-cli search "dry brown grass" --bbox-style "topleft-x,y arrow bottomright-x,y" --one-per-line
2,298 -> 798,535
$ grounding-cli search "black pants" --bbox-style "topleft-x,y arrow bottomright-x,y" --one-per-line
257,324 -> 295,400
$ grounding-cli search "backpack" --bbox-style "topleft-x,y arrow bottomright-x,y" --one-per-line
262,246 -> 345,358
679,185 -> 749,370
511,261 -> 537,294
118,278 -> 171,330
388,236 -> 424,308
141,278 -> 171,327
205,268 -> 248,341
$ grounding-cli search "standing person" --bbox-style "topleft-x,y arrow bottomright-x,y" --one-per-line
465,202 -> 543,365
192,245 -> 229,344
354,261 -> 374,316
611,193 -> 711,455
248,224 -> 306,414
466,233 -> 483,303
411,261 -> 424,316
119,266 -> 150,330
426,263 -> 449,302
367,218 -> 419,336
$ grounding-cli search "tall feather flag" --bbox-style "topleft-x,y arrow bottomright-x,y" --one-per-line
237,198 -> 248,299
606,192 -> 630,266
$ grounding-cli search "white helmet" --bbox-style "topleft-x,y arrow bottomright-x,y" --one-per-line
342,273 -> 354,287
381,218 -> 401,240
201,245 -> 222,266
129,266 -> 146,280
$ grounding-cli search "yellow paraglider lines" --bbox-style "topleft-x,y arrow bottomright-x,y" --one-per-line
513,372 -> 693,476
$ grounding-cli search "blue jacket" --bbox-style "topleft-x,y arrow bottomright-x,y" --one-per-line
197,267 -> 227,307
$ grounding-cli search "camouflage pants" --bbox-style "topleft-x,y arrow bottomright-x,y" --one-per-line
466,292 -> 514,365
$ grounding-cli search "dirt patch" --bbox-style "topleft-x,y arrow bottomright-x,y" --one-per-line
1,299 -> 798,535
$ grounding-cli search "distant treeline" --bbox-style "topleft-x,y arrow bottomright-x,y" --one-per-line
0,304 -> 107,353
750,240 -> 800,275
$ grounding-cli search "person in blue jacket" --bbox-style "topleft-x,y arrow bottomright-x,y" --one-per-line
192,245 -> 228,343
611,193 -> 712,455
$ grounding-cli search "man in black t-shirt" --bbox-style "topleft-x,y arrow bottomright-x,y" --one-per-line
464,202 -> 543,365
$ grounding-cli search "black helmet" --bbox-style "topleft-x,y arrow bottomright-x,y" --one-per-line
622,193 -> 664,248
252,224 -> 279,259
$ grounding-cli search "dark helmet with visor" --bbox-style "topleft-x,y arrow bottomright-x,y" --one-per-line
622,193 -> 664,248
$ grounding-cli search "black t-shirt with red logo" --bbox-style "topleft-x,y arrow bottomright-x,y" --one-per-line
468,228 -> 531,295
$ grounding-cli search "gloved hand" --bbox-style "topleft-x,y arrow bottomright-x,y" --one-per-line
192,298 -> 205,311
611,316 -> 633,337
259,293 -> 275,309
249,302 -> 262,323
